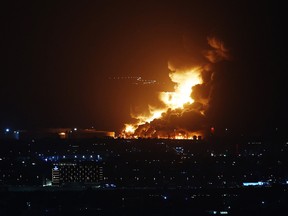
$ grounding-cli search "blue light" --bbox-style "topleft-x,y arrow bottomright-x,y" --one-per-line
162,195 -> 167,200
5,128 -> 10,132
243,181 -> 266,186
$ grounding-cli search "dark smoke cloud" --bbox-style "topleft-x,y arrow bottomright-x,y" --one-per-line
204,37 -> 230,63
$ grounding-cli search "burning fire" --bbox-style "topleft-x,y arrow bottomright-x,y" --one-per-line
159,66 -> 202,109
122,65 -> 203,139
121,37 -> 230,139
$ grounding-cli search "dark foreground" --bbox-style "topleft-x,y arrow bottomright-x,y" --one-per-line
0,186 -> 287,216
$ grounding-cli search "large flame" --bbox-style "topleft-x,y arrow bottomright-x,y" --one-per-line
121,37 -> 229,139
159,67 -> 202,109
123,66 -> 203,138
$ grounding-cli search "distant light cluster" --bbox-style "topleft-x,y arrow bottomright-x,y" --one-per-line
108,76 -> 157,85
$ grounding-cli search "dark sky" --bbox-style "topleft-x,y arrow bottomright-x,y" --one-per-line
1,0 -> 287,135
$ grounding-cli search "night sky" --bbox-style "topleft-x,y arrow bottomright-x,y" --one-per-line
1,1 -> 287,136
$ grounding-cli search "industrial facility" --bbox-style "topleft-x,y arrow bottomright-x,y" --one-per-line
1,128 -> 115,140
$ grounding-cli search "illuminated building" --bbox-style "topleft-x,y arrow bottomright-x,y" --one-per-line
51,162 -> 103,186
52,166 -> 60,186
